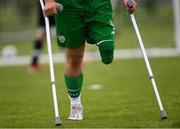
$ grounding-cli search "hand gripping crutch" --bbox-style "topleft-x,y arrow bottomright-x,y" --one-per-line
128,0 -> 168,119
39,0 -> 63,125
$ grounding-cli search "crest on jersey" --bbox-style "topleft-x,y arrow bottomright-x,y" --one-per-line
58,35 -> 65,43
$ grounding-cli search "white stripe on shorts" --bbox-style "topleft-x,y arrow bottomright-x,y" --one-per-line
96,39 -> 114,46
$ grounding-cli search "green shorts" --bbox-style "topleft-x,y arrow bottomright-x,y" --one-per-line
55,0 -> 115,48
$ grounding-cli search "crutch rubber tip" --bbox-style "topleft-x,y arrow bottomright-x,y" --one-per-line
160,110 -> 168,119
55,117 -> 61,126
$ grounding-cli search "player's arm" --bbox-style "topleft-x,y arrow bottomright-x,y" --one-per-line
44,0 -> 59,16
123,0 -> 138,14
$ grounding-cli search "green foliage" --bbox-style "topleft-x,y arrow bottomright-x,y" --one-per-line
15,0 -> 37,23
0,0 -> 37,32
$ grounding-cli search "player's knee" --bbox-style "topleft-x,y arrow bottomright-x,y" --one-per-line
69,54 -> 83,67
98,41 -> 114,65
34,39 -> 43,50
72,56 -> 83,66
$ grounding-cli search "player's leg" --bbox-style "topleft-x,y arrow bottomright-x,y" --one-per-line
97,19 -> 115,65
64,46 -> 85,120
96,0 -> 114,65
30,27 -> 45,71
98,38 -> 115,65
55,5 -> 86,120
30,2 -> 46,71
87,2 -> 115,65
88,24 -> 115,65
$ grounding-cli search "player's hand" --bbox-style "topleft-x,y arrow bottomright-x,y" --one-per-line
44,0 -> 59,16
123,0 -> 138,14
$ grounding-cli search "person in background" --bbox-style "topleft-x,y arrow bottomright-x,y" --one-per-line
29,1 -> 56,71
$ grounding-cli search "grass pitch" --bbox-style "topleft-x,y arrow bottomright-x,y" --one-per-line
0,57 -> 180,128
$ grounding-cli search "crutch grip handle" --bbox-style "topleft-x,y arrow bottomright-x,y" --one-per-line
128,0 -> 133,8
56,3 -> 63,13
43,4 -> 63,17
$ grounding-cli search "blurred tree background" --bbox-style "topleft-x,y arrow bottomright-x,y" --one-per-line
0,0 -> 37,32
0,0 -> 175,52
0,0 -> 172,32
142,0 -> 159,14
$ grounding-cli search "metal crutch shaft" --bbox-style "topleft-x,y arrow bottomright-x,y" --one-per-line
39,0 -> 62,125
128,0 -> 168,119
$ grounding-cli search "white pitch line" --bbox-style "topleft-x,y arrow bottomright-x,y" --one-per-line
0,48 -> 180,67
88,84 -> 102,90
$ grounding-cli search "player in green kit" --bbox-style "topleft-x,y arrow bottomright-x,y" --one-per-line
44,0 -> 138,120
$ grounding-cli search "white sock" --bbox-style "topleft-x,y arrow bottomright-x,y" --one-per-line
69,95 -> 81,107
32,49 -> 41,58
